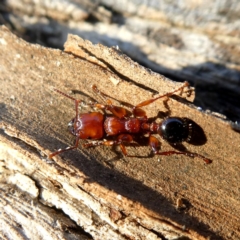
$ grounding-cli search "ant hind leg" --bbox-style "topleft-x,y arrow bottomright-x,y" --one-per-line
148,135 -> 212,164
154,150 -> 212,164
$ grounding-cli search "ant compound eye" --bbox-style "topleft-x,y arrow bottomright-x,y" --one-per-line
160,117 -> 189,143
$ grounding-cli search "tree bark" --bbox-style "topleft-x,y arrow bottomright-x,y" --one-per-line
0,26 -> 240,240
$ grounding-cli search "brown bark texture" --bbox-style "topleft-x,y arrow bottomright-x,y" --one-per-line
0,1 -> 240,240
1,0 -> 240,122
0,25 -> 240,240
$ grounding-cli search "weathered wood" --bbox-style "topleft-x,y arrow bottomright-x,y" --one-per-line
0,26 -> 240,240
2,0 -> 240,122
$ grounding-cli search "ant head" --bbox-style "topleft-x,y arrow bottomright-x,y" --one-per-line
159,117 -> 191,143
68,118 -> 75,135
68,117 -> 83,136
53,88 -> 82,136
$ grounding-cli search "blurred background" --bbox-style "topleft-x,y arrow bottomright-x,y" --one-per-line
1,0 -> 240,123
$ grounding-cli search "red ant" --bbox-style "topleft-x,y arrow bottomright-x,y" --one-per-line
49,82 -> 212,164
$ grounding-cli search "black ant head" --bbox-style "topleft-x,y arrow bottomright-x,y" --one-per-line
159,117 -> 192,143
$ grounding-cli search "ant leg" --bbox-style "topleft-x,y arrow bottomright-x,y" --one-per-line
94,103 -> 130,119
132,107 -> 147,118
117,134 -> 134,156
49,136 -> 80,159
54,88 -> 129,118
92,85 -> 112,104
148,135 -> 212,164
83,134 -> 134,156
133,82 -> 189,115
53,89 -> 91,112
154,151 -> 212,164
92,85 -> 130,118
155,151 -> 212,164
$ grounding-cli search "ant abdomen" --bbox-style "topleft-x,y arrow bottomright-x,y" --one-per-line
159,117 -> 191,143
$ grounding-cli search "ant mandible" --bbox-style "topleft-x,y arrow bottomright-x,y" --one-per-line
49,82 -> 212,164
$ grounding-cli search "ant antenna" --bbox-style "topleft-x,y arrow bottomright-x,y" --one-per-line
53,88 -> 77,102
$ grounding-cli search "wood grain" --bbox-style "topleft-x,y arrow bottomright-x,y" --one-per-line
0,26 -> 240,239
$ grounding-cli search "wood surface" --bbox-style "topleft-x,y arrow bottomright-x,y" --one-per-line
1,25 -> 240,240
1,0 -> 240,123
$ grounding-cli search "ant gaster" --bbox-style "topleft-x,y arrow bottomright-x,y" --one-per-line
49,82 -> 212,164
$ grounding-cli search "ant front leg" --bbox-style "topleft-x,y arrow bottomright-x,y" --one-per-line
49,136 -> 80,159
148,136 -> 212,164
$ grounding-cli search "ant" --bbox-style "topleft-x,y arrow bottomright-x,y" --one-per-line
49,82 -> 212,164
